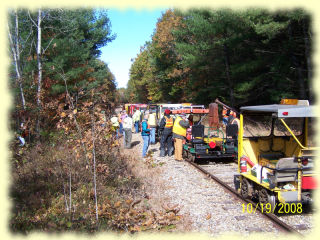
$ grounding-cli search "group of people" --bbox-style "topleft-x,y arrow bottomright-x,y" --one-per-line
109,108 -> 191,161
222,107 -> 240,129
110,110 -> 135,149
109,108 -> 158,156
140,108 -> 191,160
158,109 -> 191,161
110,106 -> 239,161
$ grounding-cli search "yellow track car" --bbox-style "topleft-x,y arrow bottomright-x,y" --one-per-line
234,100 -> 318,207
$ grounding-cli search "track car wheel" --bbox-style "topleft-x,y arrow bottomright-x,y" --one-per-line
182,148 -> 188,159
188,154 -> 195,162
258,188 -> 269,204
240,178 -> 251,199
259,188 -> 276,210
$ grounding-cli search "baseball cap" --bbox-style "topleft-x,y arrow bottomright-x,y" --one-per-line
164,109 -> 171,115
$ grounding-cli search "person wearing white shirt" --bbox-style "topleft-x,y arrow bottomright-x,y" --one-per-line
122,115 -> 133,149
148,111 -> 157,144
110,114 -> 119,138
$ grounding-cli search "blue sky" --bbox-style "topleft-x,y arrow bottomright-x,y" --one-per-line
100,9 -> 166,88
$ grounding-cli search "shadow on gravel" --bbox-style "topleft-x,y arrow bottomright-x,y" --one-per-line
195,158 -> 235,165
131,141 -> 140,147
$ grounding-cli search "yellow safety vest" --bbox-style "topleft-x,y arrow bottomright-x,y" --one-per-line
164,116 -> 173,128
172,116 -> 187,137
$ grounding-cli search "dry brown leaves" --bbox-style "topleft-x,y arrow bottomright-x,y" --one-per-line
95,198 -> 181,233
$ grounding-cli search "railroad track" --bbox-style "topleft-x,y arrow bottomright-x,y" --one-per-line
185,159 -> 313,236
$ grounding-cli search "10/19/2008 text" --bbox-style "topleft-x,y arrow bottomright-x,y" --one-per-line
242,203 -> 303,214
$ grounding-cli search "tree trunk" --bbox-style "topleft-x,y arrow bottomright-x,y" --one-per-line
36,9 -> 42,138
223,43 -> 234,106
91,107 -> 99,222
69,168 -> 72,219
8,10 -> 26,110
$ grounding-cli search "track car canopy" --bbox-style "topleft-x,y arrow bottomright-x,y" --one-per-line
240,104 -> 317,118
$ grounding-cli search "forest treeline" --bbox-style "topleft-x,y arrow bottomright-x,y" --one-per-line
8,9 -> 131,233
9,9 -> 117,138
126,8 -> 313,107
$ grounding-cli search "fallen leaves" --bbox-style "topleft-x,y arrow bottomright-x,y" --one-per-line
129,225 -> 141,232
162,203 -> 180,214
131,199 -> 142,209
96,163 -> 109,175
94,197 -> 181,233
142,217 -> 153,226
114,201 -> 121,208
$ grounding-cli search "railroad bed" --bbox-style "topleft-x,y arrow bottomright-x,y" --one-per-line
125,133 -> 314,236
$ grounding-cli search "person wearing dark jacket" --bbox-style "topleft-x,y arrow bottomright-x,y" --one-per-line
172,113 -> 190,161
159,109 -> 174,157
226,110 -> 240,129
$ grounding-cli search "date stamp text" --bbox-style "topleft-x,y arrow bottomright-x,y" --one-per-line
242,203 -> 303,214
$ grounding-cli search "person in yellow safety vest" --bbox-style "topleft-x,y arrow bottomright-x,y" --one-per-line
172,113 -> 190,161
148,111 -> 157,145
226,109 -> 240,132
159,109 -> 174,157
132,109 -> 141,133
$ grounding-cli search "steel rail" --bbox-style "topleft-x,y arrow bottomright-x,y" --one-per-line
185,159 -> 304,237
